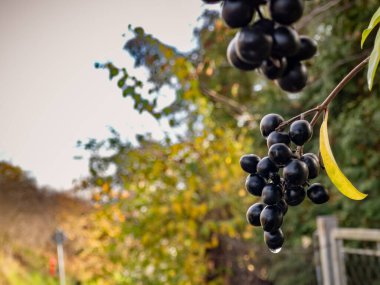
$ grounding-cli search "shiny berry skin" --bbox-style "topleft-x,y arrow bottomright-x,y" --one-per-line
245,174 -> 266,196
240,154 -> 261,173
260,205 -> 283,232
236,26 -> 273,63
283,159 -> 309,186
260,113 -> 284,137
222,0 -> 255,29
285,185 -> 306,206
227,38 -> 260,71
277,199 -> 288,215
257,156 -> 279,179
270,0 -> 304,25
264,229 -> 284,250
307,183 -> 329,204
290,36 -> 318,61
253,18 -> 275,34
267,131 -> 291,148
300,154 -> 320,179
246,203 -> 265,226
202,0 -> 221,3
272,26 -> 300,57
268,143 -> 292,166
261,57 -> 287,80
278,61 -> 308,93
289,119 -> 313,146
262,183 -> 283,205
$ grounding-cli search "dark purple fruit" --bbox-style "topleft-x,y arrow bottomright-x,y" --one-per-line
267,131 -> 291,148
289,119 -> 312,146
283,159 -> 309,186
285,185 -> 306,206
290,36 -> 317,61
277,199 -> 288,215
272,26 -> 300,57
246,203 -> 266,226
278,61 -> 308,93
260,205 -> 283,232
222,0 -> 255,29
268,143 -> 292,166
245,174 -> 266,196
307,183 -> 329,204
257,156 -> 279,179
253,18 -> 275,35
227,38 -> 260,71
270,0 -> 304,25
262,183 -> 283,205
202,0 -> 221,3
300,154 -> 320,179
261,57 -> 287,80
236,26 -> 273,63
240,154 -> 261,173
264,229 -> 284,250
260,113 -> 284,137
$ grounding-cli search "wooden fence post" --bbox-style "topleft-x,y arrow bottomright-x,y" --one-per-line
316,216 -> 338,285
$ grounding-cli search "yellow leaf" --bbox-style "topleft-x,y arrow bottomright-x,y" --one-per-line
319,111 -> 367,200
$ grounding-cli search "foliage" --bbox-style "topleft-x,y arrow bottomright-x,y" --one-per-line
82,1 -> 380,284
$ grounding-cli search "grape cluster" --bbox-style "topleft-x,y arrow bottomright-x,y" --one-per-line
202,0 -> 317,93
240,114 -> 329,252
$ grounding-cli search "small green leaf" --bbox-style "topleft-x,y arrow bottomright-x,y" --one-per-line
361,7 -> 380,48
367,29 -> 380,90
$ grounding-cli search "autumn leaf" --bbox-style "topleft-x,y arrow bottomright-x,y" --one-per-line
319,111 -> 368,200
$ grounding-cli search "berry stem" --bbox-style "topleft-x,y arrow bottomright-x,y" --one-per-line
256,7 -> 264,20
276,56 -> 370,130
310,56 -> 370,126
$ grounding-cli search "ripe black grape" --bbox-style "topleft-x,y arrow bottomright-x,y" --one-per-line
257,156 -> 279,178
264,229 -> 284,251
260,113 -> 284,137
268,143 -> 292,166
307,183 -> 329,204
272,26 -> 300,58
245,174 -> 266,196
222,0 -> 255,29
278,61 -> 308,93
283,159 -> 309,186
240,154 -> 261,173
262,183 -> 283,205
246,203 -> 266,226
289,119 -> 313,146
285,185 -> 306,206
270,0 -> 304,25
260,205 -> 283,232
267,131 -> 291,147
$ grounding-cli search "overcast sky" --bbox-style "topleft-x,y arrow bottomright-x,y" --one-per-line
0,0 -> 212,189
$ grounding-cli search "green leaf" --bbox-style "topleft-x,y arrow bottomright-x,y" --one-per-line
319,111 -> 367,200
361,7 -> 380,48
367,29 -> 380,90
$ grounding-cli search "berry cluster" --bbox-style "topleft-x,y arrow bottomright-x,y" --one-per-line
240,114 -> 329,252
202,0 -> 317,93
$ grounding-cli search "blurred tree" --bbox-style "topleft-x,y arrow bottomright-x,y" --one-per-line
82,1 -> 380,284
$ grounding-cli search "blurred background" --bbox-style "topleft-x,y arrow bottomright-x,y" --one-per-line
0,0 -> 379,284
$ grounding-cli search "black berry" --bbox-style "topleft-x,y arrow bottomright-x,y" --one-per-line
264,229 -> 284,251
277,199 -> 288,215
257,156 -> 279,179
267,131 -> 291,147
260,205 -> 283,232
245,174 -> 266,196
227,38 -> 261,71
261,57 -> 287,80
270,0 -> 304,25
307,183 -> 329,204
300,153 -> 320,179
290,36 -> 317,61
272,26 -> 300,57
262,183 -> 283,205
285,185 -> 306,206
283,159 -> 309,186
268,143 -> 292,166
289,119 -> 313,146
278,61 -> 308,93
222,0 -> 255,29
246,203 -> 266,226
260,113 -> 284,137
240,154 -> 261,173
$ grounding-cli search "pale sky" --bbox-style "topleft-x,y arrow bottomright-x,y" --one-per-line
0,0 -> 210,189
